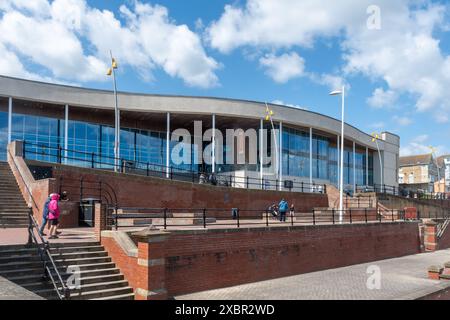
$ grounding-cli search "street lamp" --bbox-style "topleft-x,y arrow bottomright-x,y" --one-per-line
329,86 -> 345,223
265,103 -> 280,190
107,51 -> 119,172
371,133 -> 383,191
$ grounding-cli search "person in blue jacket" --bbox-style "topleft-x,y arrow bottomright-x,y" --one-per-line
39,193 -> 53,236
278,198 -> 288,222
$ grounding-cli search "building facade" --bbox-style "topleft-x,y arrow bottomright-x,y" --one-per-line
436,155 -> 450,192
399,154 -> 439,193
0,76 -> 400,191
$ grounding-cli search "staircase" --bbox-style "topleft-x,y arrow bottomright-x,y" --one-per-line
0,162 -> 29,228
0,241 -> 134,300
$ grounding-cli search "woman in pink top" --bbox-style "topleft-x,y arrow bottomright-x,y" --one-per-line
48,193 -> 60,239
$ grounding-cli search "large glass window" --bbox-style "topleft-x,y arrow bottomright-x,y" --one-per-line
0,110 -> 7,161
282,126 -> 310,178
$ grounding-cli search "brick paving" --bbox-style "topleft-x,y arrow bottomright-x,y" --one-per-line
0,227 -> 95,245
176,249 -> 450,300
0,276 -> 44,300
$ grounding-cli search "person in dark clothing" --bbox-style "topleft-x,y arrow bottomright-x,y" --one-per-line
39,194 -> 53,236
278,199 -> 288,222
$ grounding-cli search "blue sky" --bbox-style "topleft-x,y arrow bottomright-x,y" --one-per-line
0,0 -> 449,156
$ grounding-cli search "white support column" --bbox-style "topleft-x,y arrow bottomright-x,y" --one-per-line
279,121 -> 283,190
64,104 -> 69,164
353,141 -> 356,192
260,118 -> 263,185
337,135 -> 340,187
309,127 -> 313,189
212,114 -> 216,174
166,112 -> 170,178
366,146 -> 369,186
7,97 -> 12,144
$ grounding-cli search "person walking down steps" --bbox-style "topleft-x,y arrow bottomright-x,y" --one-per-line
48,194 -> 61,239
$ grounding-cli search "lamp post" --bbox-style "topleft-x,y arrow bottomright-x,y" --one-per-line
265,103 -> 280,189
107,51 -> 119,172
329,86 -> 345,223
371,133 -> 383,191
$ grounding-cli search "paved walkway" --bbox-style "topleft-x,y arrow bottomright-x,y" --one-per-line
0,276 -> 44,300
0,227 -> 96,245
176,249 -> 450,300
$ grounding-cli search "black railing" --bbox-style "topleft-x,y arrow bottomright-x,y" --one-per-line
356,184 -> 449,200
22,141 -> 326,194
8,148 -> 69,299
27,208 -> 70,300
106,206 -> 419,230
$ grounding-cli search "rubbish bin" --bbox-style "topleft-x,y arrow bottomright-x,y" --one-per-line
79,198 -> 100,227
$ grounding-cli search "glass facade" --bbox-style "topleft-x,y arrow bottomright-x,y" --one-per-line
0,101 -> 375,188
281,125 -> 374,187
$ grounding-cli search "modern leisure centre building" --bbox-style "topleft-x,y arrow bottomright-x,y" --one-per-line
0,75 -> 399,192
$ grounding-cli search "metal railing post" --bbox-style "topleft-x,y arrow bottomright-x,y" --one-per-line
246,176 -> 249,189
392,209 -> 395,222
164,208 -> 167,230
91,153 -> 95,168
266,209 -> 269,227
312,209 -> 316,226
349,209 -> 352,224
365,208 -> 368,224
203,209 -> 206,228
27,207 -> 33,245
301,182 -> 304,193
115,205 -> 118,231
146,162 -> 149,176
332,209 -> 335,225
237,208 -> 240,228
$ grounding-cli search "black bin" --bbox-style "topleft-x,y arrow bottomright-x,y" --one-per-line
79,198 -> 100,227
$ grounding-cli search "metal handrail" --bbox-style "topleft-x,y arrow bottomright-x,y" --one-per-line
22,141 -> 327,194
8,148 -> 70,299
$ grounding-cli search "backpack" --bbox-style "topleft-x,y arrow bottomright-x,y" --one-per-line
42,198 -> 51,218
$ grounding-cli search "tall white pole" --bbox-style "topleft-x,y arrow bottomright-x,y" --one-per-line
166,112 -> 170,178
353,141 -> 356,192
260,118 -> 263,186
212,114 -> 216,174
279,121 -> 283,191
309,127 -> 313,190
366,146 -> 369,187
265,103 -> 279,186
375,139 -> 383,188
7,97 -> 12,144
110,50 -> 119,172
339,85 -> 345,223
64,104 -> 69,164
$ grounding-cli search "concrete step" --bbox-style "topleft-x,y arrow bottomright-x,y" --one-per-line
69,285 -> 133,300
49,245 -> 105,254
51,250 -> 109,260
0,266 -> 120,279
91,292 -> 135,300
53,256 -> 112,266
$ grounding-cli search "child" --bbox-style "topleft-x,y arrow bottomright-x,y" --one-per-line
48,194 -> 61,239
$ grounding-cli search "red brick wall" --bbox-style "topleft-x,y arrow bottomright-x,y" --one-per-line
101,237 -> 139,290
162,223 -> 420,296
101,223 -> 421,298
48,164 -> 328,217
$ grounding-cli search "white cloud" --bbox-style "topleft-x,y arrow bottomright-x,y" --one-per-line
392,115 -> 412,126
367,88 -> 397,109
271,100 -> 308,110
400,134 -> 449,157
259,52 -> 305,83
0,0 -> 219,88
208,0 -> 450,121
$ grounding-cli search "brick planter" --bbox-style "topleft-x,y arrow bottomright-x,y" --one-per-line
428,265 -> 443,280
